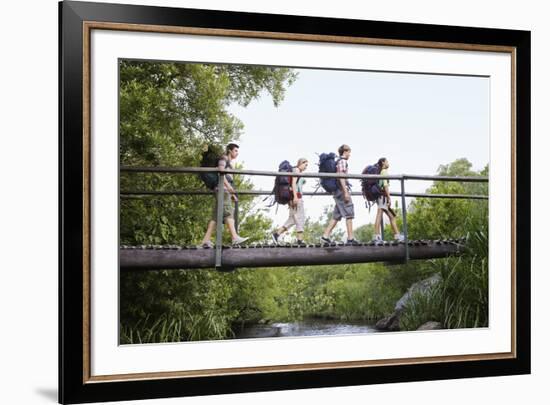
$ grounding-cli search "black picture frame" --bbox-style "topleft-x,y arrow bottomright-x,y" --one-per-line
59,1 -> 531,403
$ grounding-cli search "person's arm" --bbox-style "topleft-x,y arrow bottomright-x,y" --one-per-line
218,157 -> 236,195
340,179 -> 350,202
381,170 -> 391,204
384,185 -> 391,204
292,169 -> 299,206
337,161 -> 350,202
338,178 -> 348,192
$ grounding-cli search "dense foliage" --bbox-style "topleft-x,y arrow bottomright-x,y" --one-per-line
119,60 -> 297,342
400,160 -> 489,330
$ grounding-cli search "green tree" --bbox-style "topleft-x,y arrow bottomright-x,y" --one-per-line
407,158 -> 488,239
298,206 -> 345,244
120,61 -> 297,165
399,158 -> 489,330
354,223 -> 375,242
119,60 -> 297,342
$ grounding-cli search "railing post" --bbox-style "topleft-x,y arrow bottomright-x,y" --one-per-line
215,171 -> 225,268
400,177 -> 409,262
234,199 -> 239,233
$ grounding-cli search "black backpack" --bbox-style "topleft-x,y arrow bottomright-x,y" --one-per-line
273,160 -> 294,205
198,145 -> 223,190
318,153 -> 339,193
361,163 -> 383,202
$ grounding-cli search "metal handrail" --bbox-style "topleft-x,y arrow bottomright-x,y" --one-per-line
120,165 -> 488,267
120,190 -> 488,200
120,166 -> 488,183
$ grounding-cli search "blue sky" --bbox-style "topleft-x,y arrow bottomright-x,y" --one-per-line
229,67 -> 489,233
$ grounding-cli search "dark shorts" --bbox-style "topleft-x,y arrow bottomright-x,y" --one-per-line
332,189 -> 354,221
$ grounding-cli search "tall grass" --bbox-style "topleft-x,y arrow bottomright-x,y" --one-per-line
400,212 -> 489,331
120,310 -> 235,344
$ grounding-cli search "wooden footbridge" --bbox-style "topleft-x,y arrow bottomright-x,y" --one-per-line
120,239 -> 466,271
120,166 -> 486,271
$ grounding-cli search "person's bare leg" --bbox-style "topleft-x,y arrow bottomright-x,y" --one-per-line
388,213 -> 400,235
225,218 -> 239,240
276,226 -> 288,236
323,218 -> 338,238
374,209 -> 383,235
296,231 -> 304,241
201,220 -> 216,244
346,218 -> 354,240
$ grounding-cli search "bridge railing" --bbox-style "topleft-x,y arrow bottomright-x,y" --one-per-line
120,166 -> 488,267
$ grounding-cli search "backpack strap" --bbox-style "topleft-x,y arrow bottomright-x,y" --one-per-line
291,166 -> 300,188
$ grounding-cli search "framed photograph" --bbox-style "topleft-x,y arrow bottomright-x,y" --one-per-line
59,0 -> 530,403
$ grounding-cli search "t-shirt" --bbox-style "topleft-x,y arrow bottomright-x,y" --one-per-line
379,168 -> 389,189
336,157 -> 348,174
336,157 -> 351,189
218,156 -> 234,185
293,167 -> 305,194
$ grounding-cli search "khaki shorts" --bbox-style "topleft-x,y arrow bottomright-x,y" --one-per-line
376,196 -> 395,217
211,192 -> 234,222
376,195 -> 389,210
332,189 -> 354,221
282,199 -> 305,232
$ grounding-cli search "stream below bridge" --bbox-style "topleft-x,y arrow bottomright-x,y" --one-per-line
231,318 -> 379,339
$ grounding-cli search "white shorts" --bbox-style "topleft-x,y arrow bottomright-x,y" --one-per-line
376,195 -> 389,210
283,199 -> 305,232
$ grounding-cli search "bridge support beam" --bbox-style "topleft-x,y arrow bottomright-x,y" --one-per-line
120,241 -> 465,271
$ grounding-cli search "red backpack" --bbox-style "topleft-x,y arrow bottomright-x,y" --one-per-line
273,160 -> 294,205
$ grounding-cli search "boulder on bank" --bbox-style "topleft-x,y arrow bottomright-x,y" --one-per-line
375,273 -> 442,332
375,314 -> 400,331
395,273 -> 442,313
417,321 -> 442,331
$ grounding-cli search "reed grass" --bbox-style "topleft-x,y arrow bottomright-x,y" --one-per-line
120,309 -> 234,344
400,213 -> 488,331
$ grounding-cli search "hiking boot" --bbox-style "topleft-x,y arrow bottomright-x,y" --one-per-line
346,239 -> 360,246
320,236 -> 332,244
271,232 -> 280,245
296,239 -> 307,246
202,241 -> 213,248
232,236 -> 249,245
394,233 -> 405,242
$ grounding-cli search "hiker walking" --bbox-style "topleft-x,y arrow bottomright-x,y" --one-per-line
272,158 -> 309,245
320,144 -> 359,245
201,143 -> 249,247
373,157 -> 404,243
